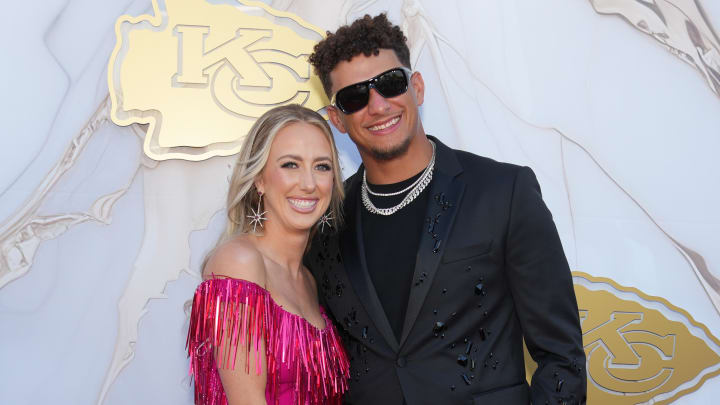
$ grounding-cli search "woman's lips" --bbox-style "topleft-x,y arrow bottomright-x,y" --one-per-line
287,198 -> 318,213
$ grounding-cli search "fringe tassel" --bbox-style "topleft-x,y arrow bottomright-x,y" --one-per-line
186,277 -> 349,405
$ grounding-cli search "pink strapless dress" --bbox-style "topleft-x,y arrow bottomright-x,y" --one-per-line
186,277 -> 349,405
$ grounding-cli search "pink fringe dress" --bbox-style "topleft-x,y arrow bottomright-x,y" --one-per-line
186,277 -> 350,405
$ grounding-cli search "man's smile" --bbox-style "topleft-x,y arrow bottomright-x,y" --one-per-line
367,115 -> 401,134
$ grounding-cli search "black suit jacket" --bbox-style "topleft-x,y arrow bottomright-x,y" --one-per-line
306,137 -> 586,404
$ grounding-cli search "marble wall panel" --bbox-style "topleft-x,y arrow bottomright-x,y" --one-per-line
1,0 -> 719,403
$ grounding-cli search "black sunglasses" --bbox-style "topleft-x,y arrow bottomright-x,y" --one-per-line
330,67 -> 413,114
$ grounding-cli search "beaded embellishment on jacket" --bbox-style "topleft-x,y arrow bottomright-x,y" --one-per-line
187,277 -> 349,405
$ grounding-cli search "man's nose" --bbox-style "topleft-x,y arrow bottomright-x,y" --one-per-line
367,88 -> 391,115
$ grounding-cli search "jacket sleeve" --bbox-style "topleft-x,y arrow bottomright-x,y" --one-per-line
504,166 -> 587,405
186,277 -> 271,405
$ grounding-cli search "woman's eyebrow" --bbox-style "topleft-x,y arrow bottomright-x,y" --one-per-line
276,154 -> 332,162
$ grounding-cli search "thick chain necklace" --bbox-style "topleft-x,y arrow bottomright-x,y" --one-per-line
361,140 -> 436,216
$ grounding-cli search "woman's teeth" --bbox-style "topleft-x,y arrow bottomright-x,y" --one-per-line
288,198 -> 317,209
369,116 -> 400,131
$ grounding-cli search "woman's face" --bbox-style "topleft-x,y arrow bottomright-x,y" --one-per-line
256,121 -> 335,234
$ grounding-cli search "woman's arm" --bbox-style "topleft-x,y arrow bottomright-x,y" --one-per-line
216,339 -> 268,405
201,240 -> 269,405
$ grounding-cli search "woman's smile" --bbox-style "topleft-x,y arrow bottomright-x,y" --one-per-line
287,197 -> 319,213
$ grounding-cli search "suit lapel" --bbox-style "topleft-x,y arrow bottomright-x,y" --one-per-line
399,138 -> 465,347
341,171 -> 400,352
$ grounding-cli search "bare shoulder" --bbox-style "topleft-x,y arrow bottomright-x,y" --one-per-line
202,237 -> 267,287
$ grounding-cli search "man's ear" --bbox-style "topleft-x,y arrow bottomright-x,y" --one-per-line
326,106 -> 348,134
410,71 -> 425,107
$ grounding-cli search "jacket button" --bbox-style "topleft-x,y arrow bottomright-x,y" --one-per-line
396,356 -> 407,367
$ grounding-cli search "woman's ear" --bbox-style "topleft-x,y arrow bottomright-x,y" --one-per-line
254,177 -> 265,195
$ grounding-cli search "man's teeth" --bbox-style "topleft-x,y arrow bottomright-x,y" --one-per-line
289,199 -> 317,209
369,116 -> 400,131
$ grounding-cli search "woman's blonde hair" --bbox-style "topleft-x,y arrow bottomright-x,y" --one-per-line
223,104 -> 344,241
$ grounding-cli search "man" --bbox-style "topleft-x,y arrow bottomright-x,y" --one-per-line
306,14 -> 586,405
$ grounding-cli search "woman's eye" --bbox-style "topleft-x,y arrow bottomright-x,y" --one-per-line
316,163 -> 332,171
281,162 -> 298,169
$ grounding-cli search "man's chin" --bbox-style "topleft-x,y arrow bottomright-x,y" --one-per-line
368,137 -> 413,162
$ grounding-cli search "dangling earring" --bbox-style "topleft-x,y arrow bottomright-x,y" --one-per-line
247,191 -> 268,233
318,210 -> 333,233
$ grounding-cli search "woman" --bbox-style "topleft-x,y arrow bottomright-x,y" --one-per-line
186,105 -> 349,405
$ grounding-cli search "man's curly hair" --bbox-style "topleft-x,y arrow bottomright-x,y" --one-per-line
308,14 -> 411,97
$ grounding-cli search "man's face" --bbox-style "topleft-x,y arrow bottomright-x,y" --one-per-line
327,49 -> 425,162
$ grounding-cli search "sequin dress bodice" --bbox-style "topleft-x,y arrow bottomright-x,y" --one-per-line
187,277 -> 349,405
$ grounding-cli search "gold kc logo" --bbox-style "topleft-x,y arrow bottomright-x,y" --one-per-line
174,25 -> 318,118
109,0 -> 328,161
524,273 -> 720,404
570,273 -> 718,404
582,311 -> 676,394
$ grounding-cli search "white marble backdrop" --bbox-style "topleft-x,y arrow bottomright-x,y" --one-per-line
1,0 -> 719,404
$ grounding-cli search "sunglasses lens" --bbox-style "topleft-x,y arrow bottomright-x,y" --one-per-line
336,83 -> 370,114
334,68 -> 410,114
374,69 -> 409,98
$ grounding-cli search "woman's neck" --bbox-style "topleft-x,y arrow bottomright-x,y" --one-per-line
252,223 -> 309,278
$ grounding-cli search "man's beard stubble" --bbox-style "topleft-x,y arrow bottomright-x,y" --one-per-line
367,133 -> 414,161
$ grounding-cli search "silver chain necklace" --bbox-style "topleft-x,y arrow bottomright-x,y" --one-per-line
363,141 -> 435,197
361,140 -> 436,216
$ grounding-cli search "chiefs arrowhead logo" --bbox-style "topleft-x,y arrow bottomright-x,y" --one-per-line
525,272 -> 720,404
108,0 -> 328,161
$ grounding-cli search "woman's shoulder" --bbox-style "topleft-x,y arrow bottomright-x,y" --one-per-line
202,236 -> 267,287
